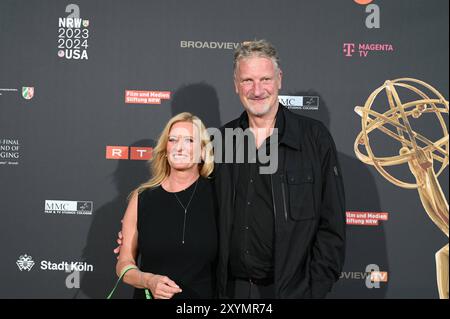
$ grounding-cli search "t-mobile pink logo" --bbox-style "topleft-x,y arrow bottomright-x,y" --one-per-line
343,43 -> 356,57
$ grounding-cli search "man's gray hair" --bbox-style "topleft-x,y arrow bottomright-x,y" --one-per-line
233,39 -> 281,75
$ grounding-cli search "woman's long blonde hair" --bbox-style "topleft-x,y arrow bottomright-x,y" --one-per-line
130,112 -> 214,199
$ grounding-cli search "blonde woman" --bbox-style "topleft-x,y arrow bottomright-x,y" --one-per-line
116,112 -> 217,299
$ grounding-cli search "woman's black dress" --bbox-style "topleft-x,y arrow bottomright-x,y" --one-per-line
133,177 -> 218,299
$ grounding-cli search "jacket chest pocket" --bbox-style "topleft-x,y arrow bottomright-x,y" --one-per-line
286,169 -> 316,220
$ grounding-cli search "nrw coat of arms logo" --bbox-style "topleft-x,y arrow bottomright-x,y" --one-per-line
21,87 -> 34,100
17,254 -> 35,271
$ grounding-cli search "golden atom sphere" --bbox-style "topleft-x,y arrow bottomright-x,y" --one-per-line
354,78 -> 449,189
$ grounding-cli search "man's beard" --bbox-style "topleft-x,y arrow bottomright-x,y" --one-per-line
244,101 -> 272,117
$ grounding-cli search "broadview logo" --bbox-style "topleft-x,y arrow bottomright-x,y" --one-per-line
180,40 -> 241,50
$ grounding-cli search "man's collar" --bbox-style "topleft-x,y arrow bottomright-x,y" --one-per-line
237,104 -> 284,131
237,103 -> 301,150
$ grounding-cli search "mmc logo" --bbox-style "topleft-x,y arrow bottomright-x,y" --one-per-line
44,200 -> 93,215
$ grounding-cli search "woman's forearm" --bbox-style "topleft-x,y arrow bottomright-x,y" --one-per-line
122,267 -> 148,289
116,260 -> 151,289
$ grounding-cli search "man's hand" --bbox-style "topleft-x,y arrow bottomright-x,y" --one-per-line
113,220 -> 123,258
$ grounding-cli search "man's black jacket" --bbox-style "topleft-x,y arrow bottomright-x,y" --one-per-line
212,105 -> 346,299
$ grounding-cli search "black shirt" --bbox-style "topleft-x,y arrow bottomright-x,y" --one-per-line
229,106 -> 285,280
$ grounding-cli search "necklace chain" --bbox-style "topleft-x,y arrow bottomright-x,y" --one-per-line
173,178 -> 199,244
173,178 -> 199,212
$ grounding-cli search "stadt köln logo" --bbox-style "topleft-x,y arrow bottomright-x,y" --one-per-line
16,254 -> 35,271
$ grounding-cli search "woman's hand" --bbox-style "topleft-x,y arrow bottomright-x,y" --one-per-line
143,273 -> 182,299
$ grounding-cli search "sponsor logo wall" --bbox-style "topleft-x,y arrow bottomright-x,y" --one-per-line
0,0 -> 448,298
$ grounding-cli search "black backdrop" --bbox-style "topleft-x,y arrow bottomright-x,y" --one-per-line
0,0 -> 448,298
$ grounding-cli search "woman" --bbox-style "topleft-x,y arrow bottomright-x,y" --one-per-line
116,112 -> 217,299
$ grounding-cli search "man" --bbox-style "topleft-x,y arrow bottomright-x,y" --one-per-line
115,39 -> 346,299
213,40 -> 346,299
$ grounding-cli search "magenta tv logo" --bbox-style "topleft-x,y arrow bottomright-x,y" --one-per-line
343,42 -> 394,58
343,43 -> 356,57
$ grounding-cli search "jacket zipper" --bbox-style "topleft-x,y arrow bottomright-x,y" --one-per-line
270,174 -> 277,220
280,175 -> 288,221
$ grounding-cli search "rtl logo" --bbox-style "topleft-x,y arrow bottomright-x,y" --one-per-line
106,146 -> 153,160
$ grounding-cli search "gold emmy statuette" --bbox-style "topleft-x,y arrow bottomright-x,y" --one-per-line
354,78 -> 449,299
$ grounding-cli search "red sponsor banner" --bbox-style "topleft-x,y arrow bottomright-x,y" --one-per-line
106,146 -> 128,160
346,211 -> 389,226
130,147 -> 152,160
125,90 -> 171,104
106,146 -> 153,160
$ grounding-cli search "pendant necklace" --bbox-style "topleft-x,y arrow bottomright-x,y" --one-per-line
173,178 -> 199,244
